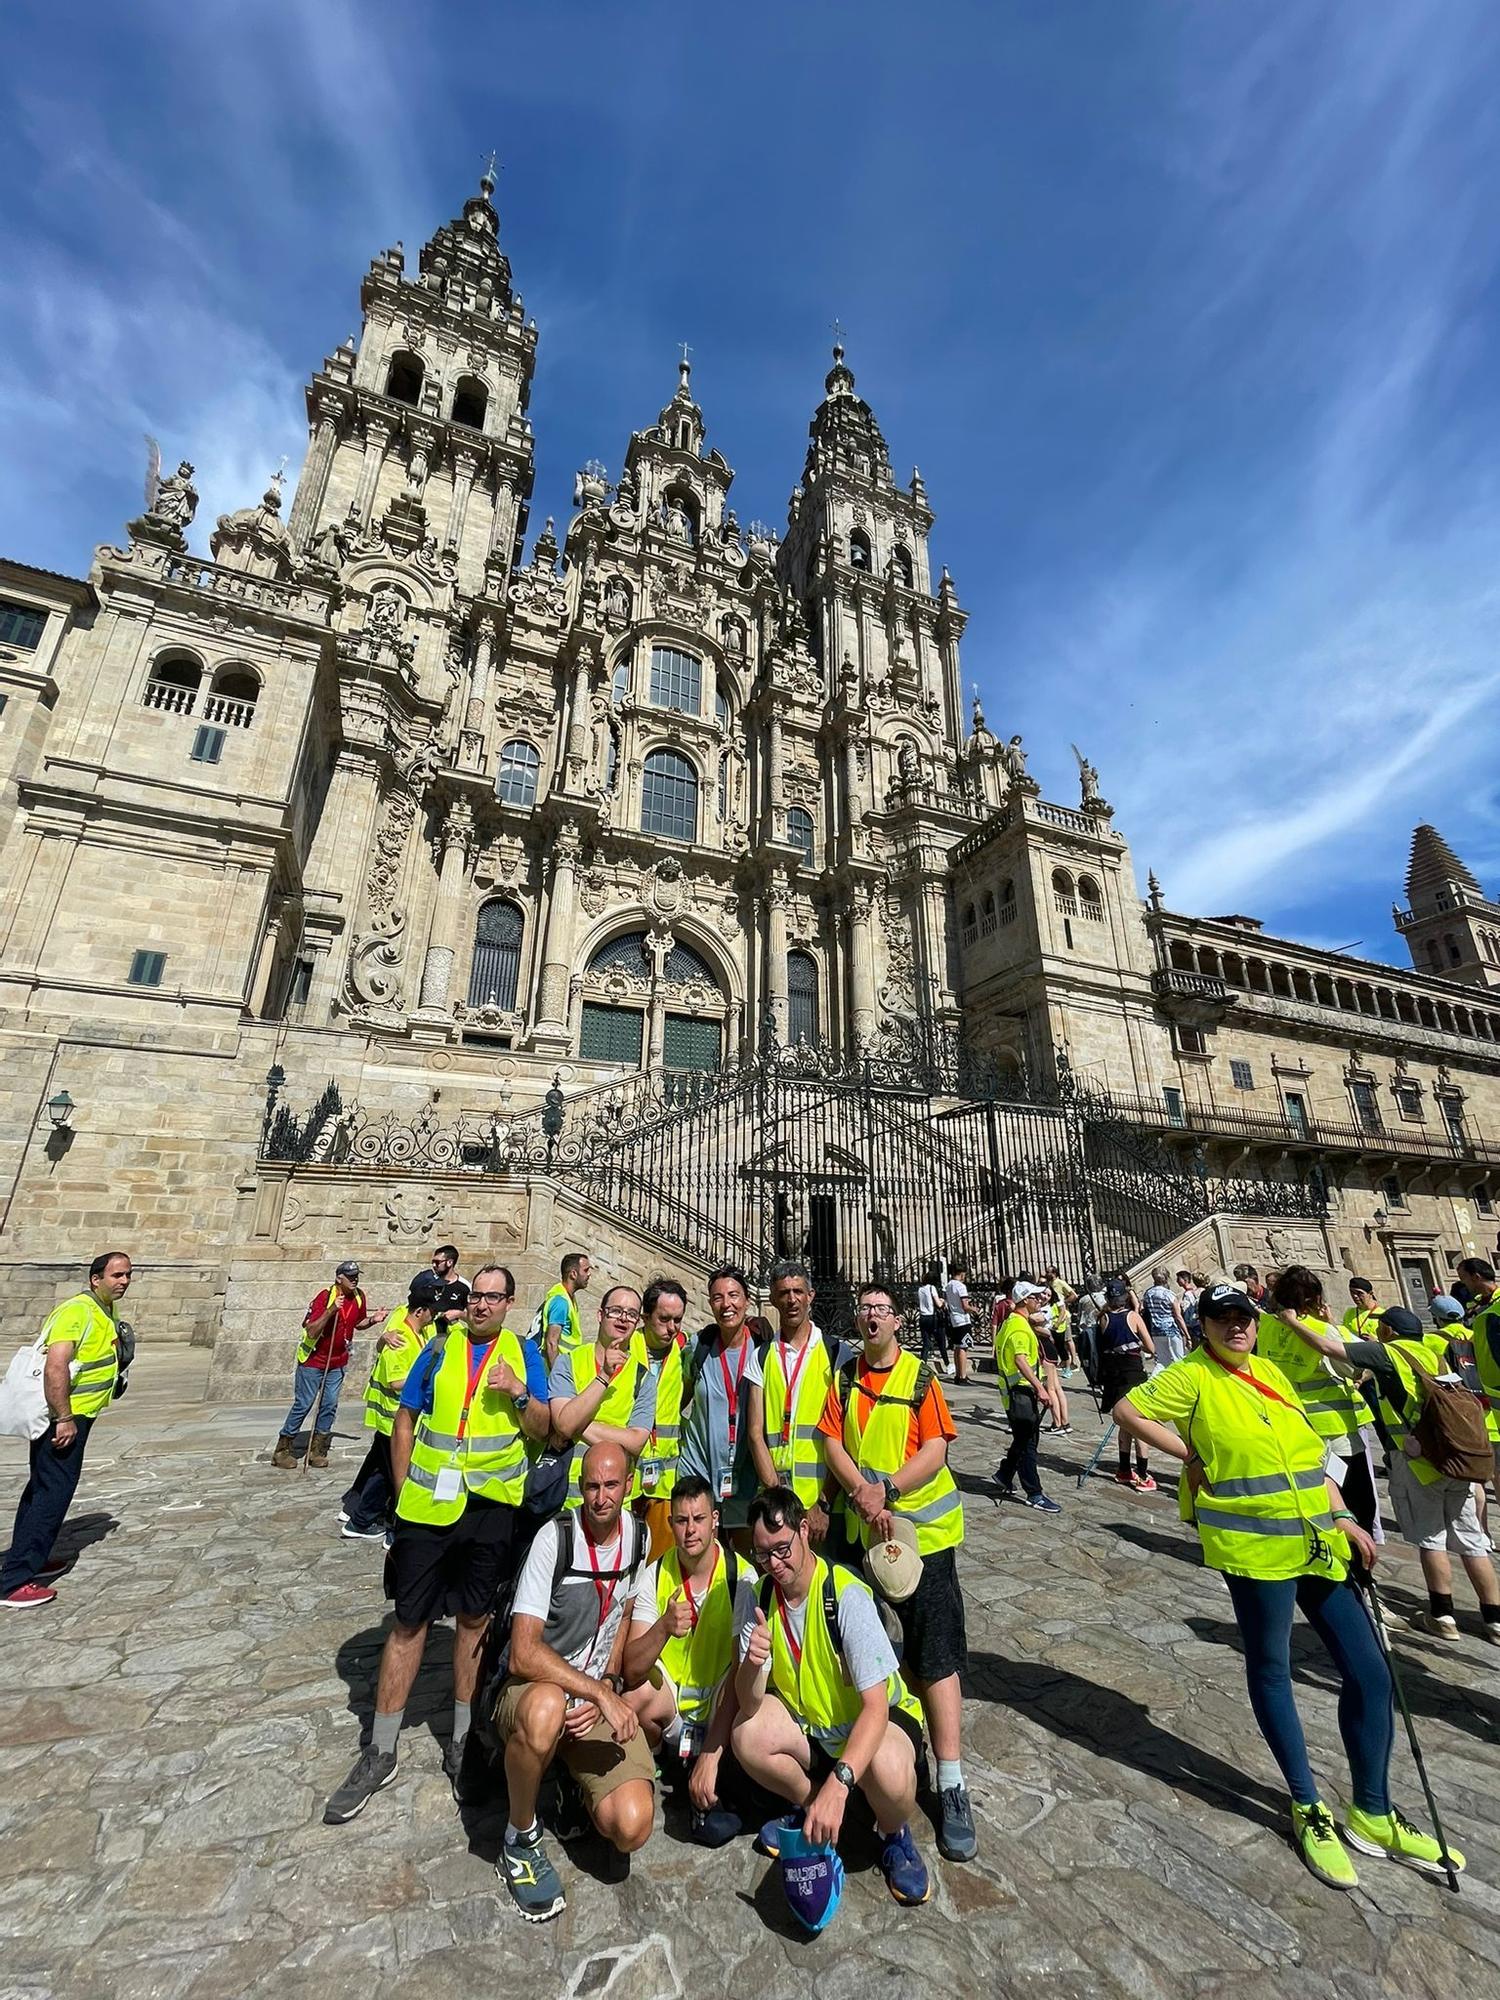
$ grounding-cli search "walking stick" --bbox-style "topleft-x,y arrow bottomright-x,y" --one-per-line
1362,1574 -> 1462,1895
300,1341 -> 337,1477
1078,1422 -> 1116,1489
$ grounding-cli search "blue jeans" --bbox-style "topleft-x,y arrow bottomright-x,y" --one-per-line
282,1361 -> 345,1437
1,1416 -> 94,1593
1224,1573 -> 1393,1813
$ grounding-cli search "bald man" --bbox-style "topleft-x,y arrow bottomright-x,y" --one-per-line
492,1442 -> 656,1920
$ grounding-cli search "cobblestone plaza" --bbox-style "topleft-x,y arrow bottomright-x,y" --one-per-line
2,1351 -> 1495,2000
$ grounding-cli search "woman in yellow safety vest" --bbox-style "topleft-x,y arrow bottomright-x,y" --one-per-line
1256,1266 -> 1379,1538
1114,1281 -> 1463,1893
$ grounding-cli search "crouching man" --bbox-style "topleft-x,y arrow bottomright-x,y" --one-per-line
731,1486 -> 932,1906
492,1442 -> 655,1922
622,1473 -> 753,1845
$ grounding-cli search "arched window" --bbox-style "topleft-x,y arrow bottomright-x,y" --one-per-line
849,527 -> 872,572
641,749 -> 698,842
204,665 -> 259,728
999,877 -> 1016,914
450,375 -> 488,429
649,646 -> 702,715
1078,876 -> 1104,921
715,680 -> 731,730
385,352 -> 424,406
981,892 -> 997,937
587,930 -> 722,990
787,806 -> 814,864
788,950 -> 820,1046
961,903 -> 978,945
143,650 -> 204,716
1445,934 -> 1462,965
891,545 -> 914,588
1426,940 -> 1442,973
496,738 -> 541,808
611,657 -> 630,707
467,900 -> 523,1011
1051,869 -> 1075,910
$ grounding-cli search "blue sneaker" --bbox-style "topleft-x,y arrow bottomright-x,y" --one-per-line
1025,1493 -> 1062,1515
880,1821 -> 930,1905
756,1809 -> 804,1858
691,1804 -> 744,1847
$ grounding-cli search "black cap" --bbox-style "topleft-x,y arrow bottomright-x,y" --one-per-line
437,1281 -> 470,1314
1198,1283 -> 1257,1321
407,1270 -> 445,1310
1378,1306 -> 1423,1340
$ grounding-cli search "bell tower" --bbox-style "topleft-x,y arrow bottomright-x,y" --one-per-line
1396,824 -> 1500,989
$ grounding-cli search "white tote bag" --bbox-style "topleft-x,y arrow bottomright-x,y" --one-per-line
0,1332 -> 52,1440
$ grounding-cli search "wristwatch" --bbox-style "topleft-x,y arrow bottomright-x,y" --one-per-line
833,1759 -> 855,1790
513,1390 -> 531,1414
881,1475 -> 899,1509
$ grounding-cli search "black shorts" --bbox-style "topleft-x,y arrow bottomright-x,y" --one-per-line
1098,1361 -> 1146,1410
810,1700 -> 925,1780
388,1495 -> 517,1627
892,1545 -> 968,1683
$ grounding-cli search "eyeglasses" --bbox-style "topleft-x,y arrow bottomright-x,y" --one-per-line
470,1290 -> 511,1305
601,1306 -> 637,1323
750,1538 -> 798,1570
858,1303 -> 894,1317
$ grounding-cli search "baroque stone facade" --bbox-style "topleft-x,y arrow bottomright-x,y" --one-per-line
0,174 -> 1494,1345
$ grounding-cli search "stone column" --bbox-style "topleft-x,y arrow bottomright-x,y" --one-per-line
565,654 -> 594,785
532,822 -> 582,1049
488,468 -> 521,572
417,806 -> 474,1012
848,887 -> 877,1046
444,449 -> 480,552
842,731 -> 864,836
248,904 -> 285,1017
767,874 -> 791,1040
354,417 -> 393,528
918,870 -> 956,1014
287,399 -> 343,549
461,620 -> 496,769
765,705 -> 783,843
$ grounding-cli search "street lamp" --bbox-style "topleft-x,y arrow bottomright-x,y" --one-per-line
46,1090 -> 74,1130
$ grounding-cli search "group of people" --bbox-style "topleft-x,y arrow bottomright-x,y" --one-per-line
295,1249 -> 976,1924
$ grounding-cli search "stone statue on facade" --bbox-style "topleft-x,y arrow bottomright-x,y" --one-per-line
897,738 -> 921,787
1002,734 -> 1029,783
1072,743 -> 1110,815
309,511 -> 354,569
151,461 -> 198,530
663,498 -> 693,545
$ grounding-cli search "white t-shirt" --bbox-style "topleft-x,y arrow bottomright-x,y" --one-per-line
510,1513 -> 644,1679
917,1282 -> 938,1317
944,1277 -> 972,1329
734,1568 -> 896,1694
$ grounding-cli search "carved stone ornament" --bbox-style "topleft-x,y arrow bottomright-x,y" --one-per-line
383,1186 -> 442,1241
648,856 -> 687,921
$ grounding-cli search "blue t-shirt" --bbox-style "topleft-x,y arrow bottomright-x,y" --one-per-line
399,1326 -> 549,1416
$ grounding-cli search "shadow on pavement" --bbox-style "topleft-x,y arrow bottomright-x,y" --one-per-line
333,1617 -> 456,1746
966,1647 -> 1288,1833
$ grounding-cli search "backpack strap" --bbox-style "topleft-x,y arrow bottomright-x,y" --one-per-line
724,1543 -> 740,1604
758,1573 -> 775,1618
821,1330 -> 842,1379
681,1328 -> 718,1409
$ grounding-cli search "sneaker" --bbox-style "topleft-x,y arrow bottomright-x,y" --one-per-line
36,1556 -> 70,1577
1114,1469 -> 1136,1487
937,1784 -> 977,1862
991,1468 -> 1015,1497
1056,1424 -> 1073,1436
1291,1800 -> 1358,1891
322,1743 -> 397,1823
755,1809 -> 804,1858
0,1582 -> 56,1609
341,1521 -> 386,1542
880,1821 -> 931,1905
1025,1494 -> 1062,1515
689,1804 -> 743,1847
1134,1473 -> 1158,1493
500,1825 -> 566,1922
1482,1621 -> 1500,1646
1410,1610 -> 1460,1641
1344,1805 -> 1466,1878
443,1733 -> 489,1808
336,1509 -> 350,1525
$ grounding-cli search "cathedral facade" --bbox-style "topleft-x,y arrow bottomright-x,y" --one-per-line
0,176 -> 1497,1359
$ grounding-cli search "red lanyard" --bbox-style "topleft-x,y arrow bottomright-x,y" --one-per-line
456,1340 -> 497,1443
584,1526 -> 623,1631
1204,1343 -> 1301,1413
680,1545 -> 719,1630
773,1583 -> 802,1670
720,1336 -> 750,1448
778,1336 -> 812,1445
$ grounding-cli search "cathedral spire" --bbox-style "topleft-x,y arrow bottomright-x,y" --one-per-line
1405,823 -> 1483,912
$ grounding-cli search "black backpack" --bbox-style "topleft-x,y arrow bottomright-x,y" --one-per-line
834,1351 -> 934,1423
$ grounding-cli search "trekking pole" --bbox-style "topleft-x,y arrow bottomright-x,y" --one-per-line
1078,1422 -> 1116,1489
1362,1573 -> 1461,1895
300,1341 -> 337,1478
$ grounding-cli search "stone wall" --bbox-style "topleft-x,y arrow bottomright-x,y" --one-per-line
0,1258 -> 224,1351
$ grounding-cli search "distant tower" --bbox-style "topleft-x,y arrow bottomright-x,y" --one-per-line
1396,824 -> 1500,988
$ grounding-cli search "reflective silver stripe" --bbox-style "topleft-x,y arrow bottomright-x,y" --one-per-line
1213,1468 -> 1326,1499
416,1426 -> 463,1452
653,1424 -> 681,1442
405,1462 -> 443,1493
1198,1507 -> 1335,1537
72,1360 -> 116,1381
903,1487 -> 962,1525
1299,1391 -> 1356,1413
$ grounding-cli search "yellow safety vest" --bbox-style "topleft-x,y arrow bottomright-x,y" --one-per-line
996,1313 -> 1040,1391
363,1306 -> 429,1437
766,1557 -> 924,1752
541,1282 -> 584,1354
1341,1304 -> 1382,1341
1373,1339 -> 1446,1487
653,1544 -> 738,1725
44,1293 -> 118,1420
761,1330 -> 838,1507
298,1288 -> 364,1362
395,1324 -> 528,1526
1253,1313 -> 1364,1443
562,1343 -> 647,1508
1136,1348 -> 1348,1582
1469,1298 -> 1500,1443
630,1335 -> 684,1499
838,1349 -> 963,1554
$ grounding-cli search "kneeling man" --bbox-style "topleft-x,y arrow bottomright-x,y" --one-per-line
493,1442 -> 654,1921
732,1486 -> 932,1905
622,1473 -> 753,1844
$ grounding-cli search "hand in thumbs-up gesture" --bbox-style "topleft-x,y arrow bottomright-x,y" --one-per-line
745,1604 -> 772,1671
663,1588 -> 693,1640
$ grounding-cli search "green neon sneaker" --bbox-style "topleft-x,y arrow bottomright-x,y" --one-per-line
1344,1805 -> 1466,1878
1290,1801 -> 1358,1891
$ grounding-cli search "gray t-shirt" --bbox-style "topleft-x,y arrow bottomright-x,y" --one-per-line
735,1563 -> 897,1741
547,1346 -> 658,1485
944,1278 -> 971,1329
507,1511 -> 646,1678
677,1331 -> 765,1528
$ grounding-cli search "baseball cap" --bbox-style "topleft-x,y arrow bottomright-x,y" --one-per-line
1430,1294 -> 1465,1326
407,1270 -> 445,1309
437,1281 -> 470,1314
1011,1281 -> 1045,1304
862,1512 -> 922,1603
335,1259 -> 361,1278
1197,1282 -> 1257,1321
1378,1306 -> 1423,1340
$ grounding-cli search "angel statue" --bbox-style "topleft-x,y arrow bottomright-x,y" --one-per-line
1071,743 -> 1109,814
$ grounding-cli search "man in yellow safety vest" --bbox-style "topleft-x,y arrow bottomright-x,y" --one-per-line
750,1260 -> 847,1545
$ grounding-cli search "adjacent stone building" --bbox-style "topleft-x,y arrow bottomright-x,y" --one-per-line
0,174 -> 1493,1362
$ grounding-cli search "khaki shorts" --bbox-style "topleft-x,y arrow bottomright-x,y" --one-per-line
493,1675 -> 656,1812
1388,1456 -> 1491,1557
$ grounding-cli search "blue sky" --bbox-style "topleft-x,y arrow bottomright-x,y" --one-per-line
5,1 -> 1500,962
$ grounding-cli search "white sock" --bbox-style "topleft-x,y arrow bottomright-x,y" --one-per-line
504,1818 -> 539,1845
936,1759 -> 964,1791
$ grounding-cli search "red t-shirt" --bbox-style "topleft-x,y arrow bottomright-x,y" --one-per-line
303,1287 -> 366,1370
